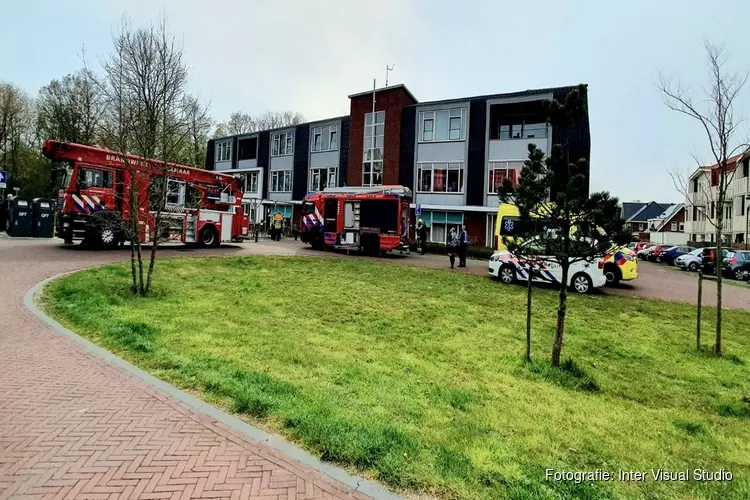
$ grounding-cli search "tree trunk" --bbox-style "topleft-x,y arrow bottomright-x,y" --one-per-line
552,262 -> 569,366
526,264 -> 532,362
715,225 -> 723,356
696,271 -> 703,351
145,178 -> 165,295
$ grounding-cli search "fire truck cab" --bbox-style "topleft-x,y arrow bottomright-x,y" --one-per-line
300,185 -> 411,255
44,140 -> 249,248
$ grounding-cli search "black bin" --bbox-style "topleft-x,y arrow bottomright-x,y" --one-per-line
6,196 -> 33,237
32,198 -> 55,238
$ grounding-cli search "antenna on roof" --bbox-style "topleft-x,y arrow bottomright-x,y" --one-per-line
385,64 -> 395,87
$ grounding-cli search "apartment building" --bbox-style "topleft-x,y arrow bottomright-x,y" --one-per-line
205,83 -> 591,247
684,153 -> 750,244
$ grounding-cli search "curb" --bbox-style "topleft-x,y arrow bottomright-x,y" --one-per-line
24,271 -> 402,500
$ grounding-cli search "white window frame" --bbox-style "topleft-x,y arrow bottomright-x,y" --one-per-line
329,125 -> 338,151
310,125 -> 339,152
487,160 -> 524,194
671,221 -> 677,231
216,140 -> 232,162
166,178 -> 186,206
486,214 -> 497,249
312,127 -> 322,152
270,170 -> 292,192
422,211 -> 465,243
272,131 -> 295,157
309,166 -> 337,192
363,111 -> 385,186
246,171 -> 259,193
419,108 -> 467,143
417,162 -> 465,193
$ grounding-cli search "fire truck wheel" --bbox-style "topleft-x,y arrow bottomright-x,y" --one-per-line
87,213 -> 122,249
199,226 -> 219,247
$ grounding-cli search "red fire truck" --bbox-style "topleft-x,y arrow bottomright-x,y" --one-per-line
300,185 -> 411,255
43,140 -> 249,248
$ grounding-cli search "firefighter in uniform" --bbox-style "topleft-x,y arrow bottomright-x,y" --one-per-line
273,212 -> 283,241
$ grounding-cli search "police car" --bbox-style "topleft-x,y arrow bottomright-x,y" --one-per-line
488,236 -> 607,294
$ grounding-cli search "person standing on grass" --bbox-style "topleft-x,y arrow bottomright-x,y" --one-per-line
416,218 -> 427,254
447,226 -> 460,269
458,224 -> 469,267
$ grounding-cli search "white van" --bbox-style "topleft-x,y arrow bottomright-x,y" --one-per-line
488,236 -> 607,294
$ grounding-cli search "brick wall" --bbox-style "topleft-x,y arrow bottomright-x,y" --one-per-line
348,87 -> 417,186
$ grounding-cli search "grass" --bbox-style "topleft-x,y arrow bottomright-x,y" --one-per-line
42,256 -> 750,499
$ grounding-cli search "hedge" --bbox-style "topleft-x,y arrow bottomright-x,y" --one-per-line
409,242 -> 496,260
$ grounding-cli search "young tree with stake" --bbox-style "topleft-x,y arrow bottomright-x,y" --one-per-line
659,41 -> 750,357
498,86 -> 628,366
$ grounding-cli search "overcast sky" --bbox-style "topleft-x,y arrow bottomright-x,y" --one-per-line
2,0 -> 749,203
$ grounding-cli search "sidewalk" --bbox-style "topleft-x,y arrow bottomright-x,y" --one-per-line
0,238 -> 393,500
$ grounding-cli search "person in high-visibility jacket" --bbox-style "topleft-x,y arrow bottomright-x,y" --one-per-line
273,213 -> 283,241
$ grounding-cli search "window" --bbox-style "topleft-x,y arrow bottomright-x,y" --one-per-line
216,141 -> 232,162
245,171 -> 259,193
330,128 -> 338,150
78,168 -> 113,189
679,222 -> 685,231
272,131 -> 294,156
671,221 -> 677,232
417,162 -> 465,193
310,167 -> 337,192
270,170 -> 292,192
419,108 -> 466,142
363,111 -> 385,186
640,223 -> 645,231
238,138 -> 257,160
311,125 -> 339,152
166,179 -> 186,206
496,121 -> 548,140
487,161 -> 522,193
741,196 -> 746,216
312,128 -> 322,151
421,211 -> 463,243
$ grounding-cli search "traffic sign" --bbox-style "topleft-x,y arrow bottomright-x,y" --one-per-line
415,204 -> 421,216
0,170 -> 6,189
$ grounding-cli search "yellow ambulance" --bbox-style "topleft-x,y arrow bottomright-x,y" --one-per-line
493,203 -> 638,286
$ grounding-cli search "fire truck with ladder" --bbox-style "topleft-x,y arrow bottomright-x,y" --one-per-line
299,185 -> 411,255
44,140 -> 249,248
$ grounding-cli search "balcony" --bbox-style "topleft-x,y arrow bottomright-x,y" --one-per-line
686,220 -> 706,234
727,175 -> 749,198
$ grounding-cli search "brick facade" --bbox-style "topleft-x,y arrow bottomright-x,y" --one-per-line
347,87 -> 417,186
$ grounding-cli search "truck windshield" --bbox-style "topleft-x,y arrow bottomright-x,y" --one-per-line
302,202 -> 315,215
54,162 -> 74,190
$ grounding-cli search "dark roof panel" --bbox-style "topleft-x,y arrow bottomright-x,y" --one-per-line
406,84 -> 586,109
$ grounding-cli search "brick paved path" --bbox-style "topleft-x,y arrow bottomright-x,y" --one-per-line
2,237 -> 748,499
0,239 -> 377,500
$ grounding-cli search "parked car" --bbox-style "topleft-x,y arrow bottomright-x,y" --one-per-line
701,247 -> 734,275
637,245 -> 656,259
634,241 -> 654,253
660,246 -> 696,266
675,248 -> 703,272
488,236 -> 606,294
723,250 -> 750,281
649,244 -> 674,262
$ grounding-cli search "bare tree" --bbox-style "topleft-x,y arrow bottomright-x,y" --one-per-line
37,69 -> 103,145
179,95 -> 212,169
93,17 -> 196,295
658,41 -> 750,356
213,110 -> 305,137
0,83 -> 45,196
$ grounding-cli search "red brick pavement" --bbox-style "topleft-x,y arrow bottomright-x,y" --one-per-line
2,237 -> 748,499
0,239 -> 376,500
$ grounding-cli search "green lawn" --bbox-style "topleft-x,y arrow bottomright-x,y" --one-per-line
43,256 -> 750,500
